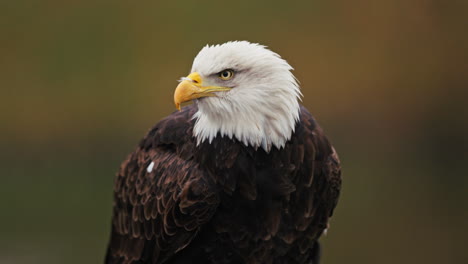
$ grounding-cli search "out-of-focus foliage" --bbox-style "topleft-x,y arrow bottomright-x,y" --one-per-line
0,1 -> 467,263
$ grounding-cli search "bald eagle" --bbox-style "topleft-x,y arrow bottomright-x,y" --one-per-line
105,41 -> 341,264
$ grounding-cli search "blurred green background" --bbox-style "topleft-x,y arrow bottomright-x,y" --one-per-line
1,1 -> 467,263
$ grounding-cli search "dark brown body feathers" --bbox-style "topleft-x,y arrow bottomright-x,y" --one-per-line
106,105 -> 341,264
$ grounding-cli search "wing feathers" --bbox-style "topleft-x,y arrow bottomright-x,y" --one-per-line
107,108 -> 220,263
106,105 -> 341,264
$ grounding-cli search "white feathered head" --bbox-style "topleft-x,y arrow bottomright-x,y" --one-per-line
174,41 -> 301,152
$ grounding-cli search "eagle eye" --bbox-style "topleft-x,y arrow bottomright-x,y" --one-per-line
218,69 -> 234,80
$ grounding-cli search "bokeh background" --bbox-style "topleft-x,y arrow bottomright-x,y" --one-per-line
1,1 -> 467,263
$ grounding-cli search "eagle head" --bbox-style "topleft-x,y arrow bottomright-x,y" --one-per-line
174,41 -> 301,152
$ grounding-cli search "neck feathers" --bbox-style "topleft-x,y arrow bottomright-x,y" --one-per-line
192,94 -> 300,152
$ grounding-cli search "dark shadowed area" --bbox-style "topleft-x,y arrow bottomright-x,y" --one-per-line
1,1 -> 467,263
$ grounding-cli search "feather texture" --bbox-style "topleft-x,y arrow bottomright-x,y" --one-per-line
105,104 -> 341,264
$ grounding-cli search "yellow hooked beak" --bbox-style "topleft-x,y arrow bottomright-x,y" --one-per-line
174,72 -> 232,110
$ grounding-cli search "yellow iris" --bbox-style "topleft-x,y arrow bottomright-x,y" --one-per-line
218,70 -> 234,80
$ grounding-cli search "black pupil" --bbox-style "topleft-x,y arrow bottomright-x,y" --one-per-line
223,71 -> 229,77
